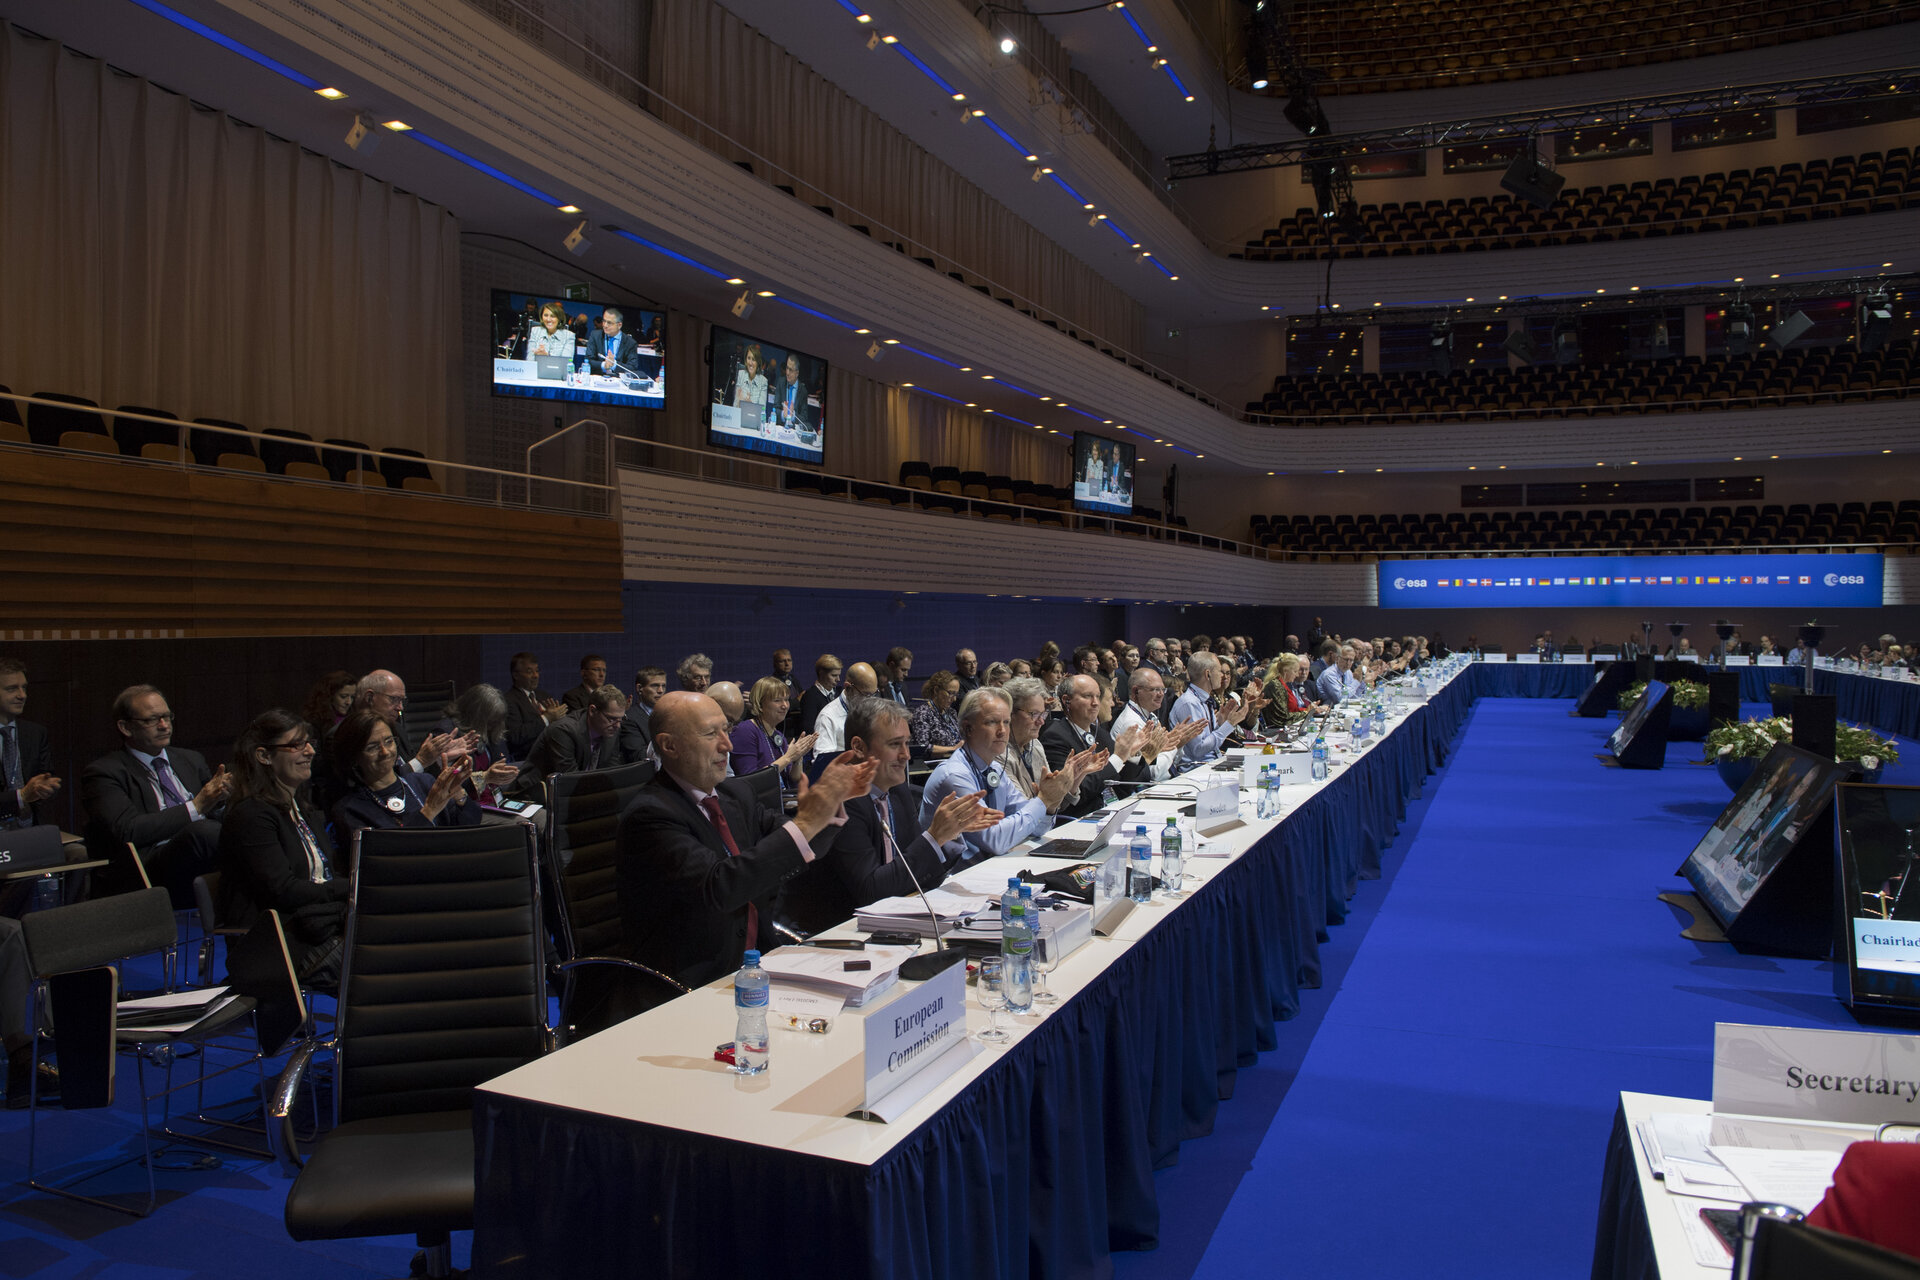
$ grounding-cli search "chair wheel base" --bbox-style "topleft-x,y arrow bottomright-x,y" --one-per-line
408,1249 -> 466,1279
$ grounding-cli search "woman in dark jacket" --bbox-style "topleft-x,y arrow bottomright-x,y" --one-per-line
328,708 -> 479,845
217,708 -> 350,988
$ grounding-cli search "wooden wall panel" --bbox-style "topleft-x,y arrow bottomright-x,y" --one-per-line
1,447 -> 621,637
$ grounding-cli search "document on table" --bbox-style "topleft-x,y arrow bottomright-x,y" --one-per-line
1670,1196 -> 1736,1270
1639,1113 -> 1747,1198
768,986 -> 845,1033
1707,1145 -> 1844,1215
761,945 -> 914,1005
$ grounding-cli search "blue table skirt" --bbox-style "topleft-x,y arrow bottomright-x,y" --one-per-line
1815,669 -> 1920,740
470,672 -> 1475,1280
1588,1103 -> 1661,1280
1470,662 -> 1597,699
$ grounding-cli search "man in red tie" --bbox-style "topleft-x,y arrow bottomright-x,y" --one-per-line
613,692 -> 876,1006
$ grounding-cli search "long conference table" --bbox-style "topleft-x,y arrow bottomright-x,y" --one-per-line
471,664 -> 1478,1280
467,658 -> 1915,1279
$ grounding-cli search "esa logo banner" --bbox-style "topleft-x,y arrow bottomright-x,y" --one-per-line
1377,554 -> 1881,608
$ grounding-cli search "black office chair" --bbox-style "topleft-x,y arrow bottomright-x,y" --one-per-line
543,762 -> 683,1040
1740,1206 -> 1920,1279
277,822 -> 550,1279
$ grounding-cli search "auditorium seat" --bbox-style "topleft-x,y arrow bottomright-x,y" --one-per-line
345,467 -> 389,488
930,465 -> 962,495
259,427 -> 322,476
321,437 -> 376,484
216,451 -> 268,472
897,461 -> 932,491
283,461 -> 331,482
60,429 -> 118,454
377,447 -> 435,489
959,470 -> 990,499
191,418 -> 253,468
401,476 -> 443,494
28,391 -> 106,448
112,405 -> 181,458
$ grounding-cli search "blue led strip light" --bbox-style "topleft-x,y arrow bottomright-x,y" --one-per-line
892,44 -> 966,99
126,0 -> 321,88
603,226 -> 737,280
408,132 -> 564,205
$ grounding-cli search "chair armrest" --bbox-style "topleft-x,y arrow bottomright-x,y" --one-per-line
267,1034 -> 332,1173
554,956 -> 691,996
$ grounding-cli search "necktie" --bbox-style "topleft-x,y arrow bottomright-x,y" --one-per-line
874,792 -> 896,863
152,755 -> 191,808
699,795 -> 757,945
1,724 -> 20,827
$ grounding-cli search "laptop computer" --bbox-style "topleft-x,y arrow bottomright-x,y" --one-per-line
1034,800 -> 1139,858
0,825 -> 70,878
534,355 -> 570,380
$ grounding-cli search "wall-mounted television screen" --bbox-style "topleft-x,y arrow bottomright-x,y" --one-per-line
706,325 -> 827,464
1683,742 -> 1856,929
1835,784 -> 1920,1011
490,291 -> 665,410
1072,432 -> 1135,516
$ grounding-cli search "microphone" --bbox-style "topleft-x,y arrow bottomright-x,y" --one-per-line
882,804 -> 969,981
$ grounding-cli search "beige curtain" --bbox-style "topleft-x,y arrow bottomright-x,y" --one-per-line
649,0 -> 1144,354
0,24 -> 461,456
828,364 -> 1073,486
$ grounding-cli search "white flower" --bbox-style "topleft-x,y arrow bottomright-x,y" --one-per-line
1860,756 -> 1880,771
1717,744 -> 1733,757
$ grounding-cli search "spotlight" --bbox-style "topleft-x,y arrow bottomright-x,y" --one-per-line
867,31 -> 881,50
1498,150 -> 1564,211
1725,302 -> 1754,356
1503,329 -> 1542,364
1769,309 -> 1814,351
1031,167 -> 1046,182
1000,35 -> 1017,53
1429,320 -> 1453,375
1863,290 -> 1894,351
1247,40 -> 1271,91
1553,315 -> 1579,363
563,219 -> 591,256
1284,94 -> 1329,137
731,290 -> 754,320
1650,319 -> 1669,357
867,341 -> 882,360
315,86 -> 348,101
344,113 -> 379,154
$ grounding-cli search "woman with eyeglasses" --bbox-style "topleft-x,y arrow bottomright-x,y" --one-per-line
327,709 -> 479,845
216,709 -> 351,988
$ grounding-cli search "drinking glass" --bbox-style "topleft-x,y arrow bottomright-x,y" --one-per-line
1161,848 -> 1188,900
976,955 -> 1010,1044
1031,924 -> 1061,1006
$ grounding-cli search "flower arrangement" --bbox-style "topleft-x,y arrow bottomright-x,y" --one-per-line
1618,678 -> 1709,713
1703,716 -> 1901,767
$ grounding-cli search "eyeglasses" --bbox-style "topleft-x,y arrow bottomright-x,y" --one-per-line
268,738 -> 315,753
127,712 -> 175,726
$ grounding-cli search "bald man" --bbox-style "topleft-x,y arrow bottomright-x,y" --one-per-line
612,692 -> 875,1008
811,662 -> 878,757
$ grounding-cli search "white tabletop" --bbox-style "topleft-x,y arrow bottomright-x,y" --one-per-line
1619,1091 -> 1740,1278
478,666 -> 1471,1166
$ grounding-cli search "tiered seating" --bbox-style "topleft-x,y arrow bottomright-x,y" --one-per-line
1290,0 -> 1913,94
0,388 -> 443,491
1251,500 -> 1920,557
1244,149 -> 1919,260
1248,340 -> 1917,424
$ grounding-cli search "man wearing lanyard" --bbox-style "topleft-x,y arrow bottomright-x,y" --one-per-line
1315,645 -> 1365,707
920,688 -> 1090,860
1041,675 -> 1152,818
813,662 -> 879,757
1171,653 -> 1260,768
81,684 -> 231,898
1111,668 -> 1207,784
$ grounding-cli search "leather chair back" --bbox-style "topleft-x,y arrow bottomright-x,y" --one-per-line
336,824 -> 546,1124
544,760 -> 655,961
1748,1215 -> 1920,1280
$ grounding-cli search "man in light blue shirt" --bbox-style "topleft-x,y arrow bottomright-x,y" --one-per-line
920,688 -> 1085,860
1170,653 -> 1258,767
1316,645 -> 1364,706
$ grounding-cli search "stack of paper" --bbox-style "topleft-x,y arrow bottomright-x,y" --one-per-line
117,986 -> 242,1032
759,944 -> 915,1007
1636,1111 -> 1849,1214
855,889 -> 994,939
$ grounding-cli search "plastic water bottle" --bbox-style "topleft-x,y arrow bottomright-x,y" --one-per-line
1128,824 -> 1153,904
1311,732 -> 1329,782
733,951 -> 769,1075
575,356 -> 589,386
1001,875 -> 1021,932
1373,701 -> 1387,736
1255,765 -> 1275,818
1002,900 -> 1034,1013
1160,817 -> 1184,895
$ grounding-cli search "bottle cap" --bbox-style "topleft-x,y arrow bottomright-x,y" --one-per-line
743,950 -> 761,965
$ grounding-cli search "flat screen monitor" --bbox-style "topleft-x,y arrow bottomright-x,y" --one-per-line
1072,432 -> 1135,516
706,325 -> 828,465
1377,553 -> 1882,609
1608,679 -> 1667,753
1834,783 -> 1920,1012
489,291 -> 665,410
1682,742 -> 1855,930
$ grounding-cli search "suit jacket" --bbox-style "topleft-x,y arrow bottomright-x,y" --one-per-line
560,681 -> 598,713
586,329 -> 638,374
796,685 -> 836,734
780,783 -> 953,937
516,711 -> 627,795
879,679 -> 909,707
0,719 -> 52,823
80,746 -> 215,865
1040,717 -> 1147,818
215,794 -> 349,933
614,771 -> 841,998
617,703 -> 653,765
503,686 -> 553,758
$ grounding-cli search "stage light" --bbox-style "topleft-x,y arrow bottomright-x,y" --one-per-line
1000,36 -> 1017,53
563,219 -> 591,256
315,86 -> 347,100
1862,290 -> 1894,351
731,291 -> 754,319
867,341 -> 882,360
557,204 -> 581,214
345,114 -> 379,153
1554,315 -> 1579,363
1725,302 -> 1754,355
381,119 -> 412,131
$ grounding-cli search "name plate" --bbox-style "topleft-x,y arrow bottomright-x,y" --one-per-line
1267,753 -> 1311,785
1713,1022 -> 1920,1127
1396,683 -> 1429,703
1194,781 -> 1242,834
860,961 -> 976,1123
1515,653 -> 1541,664
1724,654 -> 1752,667
1758,655 -> 1785,667
1676,653 -> 1701,663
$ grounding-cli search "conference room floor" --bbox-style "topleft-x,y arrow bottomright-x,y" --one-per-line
0,697 -> 1913,1278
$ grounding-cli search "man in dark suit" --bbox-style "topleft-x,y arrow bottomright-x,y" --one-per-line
585,306 -> 638,378
1306,617 -> 1328,652
779,697 -> 999,936
618,665 -> 667,764
81,684 -> 231,898
879,647 -> 913,706
953,649 -> 981,699
515,686 -> 630,795
797,654 -> 842,734
560,653 -> 608,712
503,651 -> 561,758
1039,675 -> 1151,818
614,691 -> 875,1003
0,658 -> 59,830
771,352 -> 816,432
1142,638 -> 1173,680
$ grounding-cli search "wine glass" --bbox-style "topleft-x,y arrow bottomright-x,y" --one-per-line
975,955 -> 1010,1045
1031,924 -> 1061,1006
